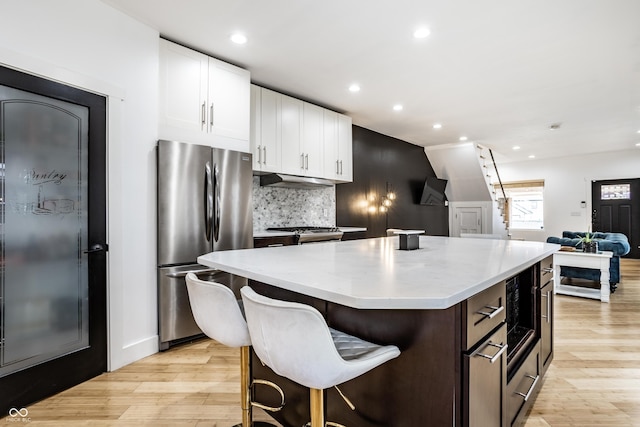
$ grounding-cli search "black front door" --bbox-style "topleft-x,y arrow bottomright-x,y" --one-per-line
0,66 -> 107,415
591,178 -> 640,258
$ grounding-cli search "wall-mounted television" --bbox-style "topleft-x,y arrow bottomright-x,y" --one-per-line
420,177 -> 448,206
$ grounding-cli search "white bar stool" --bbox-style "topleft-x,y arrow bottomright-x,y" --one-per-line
185,273 -> 284,427
240,286 -> 401,427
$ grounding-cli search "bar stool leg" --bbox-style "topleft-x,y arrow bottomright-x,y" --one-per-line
310,388 -> 324,427
240,346 -> 252,427
236,346 -> 284,427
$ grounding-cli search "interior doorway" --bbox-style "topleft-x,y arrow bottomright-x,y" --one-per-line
591,178 -> 639,258
453,205 -> 483,236
0,65 -> 107,414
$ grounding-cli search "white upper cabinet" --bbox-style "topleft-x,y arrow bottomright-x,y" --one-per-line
324,110 -> 353,182
208,58 -> 250,141
159,39 -> 208,133
251,84 -> 352,182
280,96 -> 324,177
323,110 -> 339,179
300,103 -> 324,177
279,94 -> 304,175
159,39 -> 250,149
251,86 -> 281,172
337,114 -> 353,181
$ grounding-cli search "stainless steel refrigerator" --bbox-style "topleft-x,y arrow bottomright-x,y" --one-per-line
157,140 -> 253,350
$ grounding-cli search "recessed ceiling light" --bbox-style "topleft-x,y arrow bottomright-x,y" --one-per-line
512,146 -> 521,150
637,130 -> 640,134
528,155 -> 536,159
393,104 -> 403,111
348,84 -> 361,93
413,27 -> 431,39
636,142 -> 640,147
433,123 -> 442,129
230,33 -> 247,44
459,136 -> 468,141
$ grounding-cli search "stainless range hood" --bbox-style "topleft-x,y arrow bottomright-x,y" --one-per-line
259,173 -> 334,189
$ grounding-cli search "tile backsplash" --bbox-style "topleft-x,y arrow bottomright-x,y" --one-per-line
252,177 -> 336,232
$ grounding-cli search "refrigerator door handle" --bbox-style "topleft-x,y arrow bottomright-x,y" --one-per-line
213,163 -> 221,242
205,161 -> 213,242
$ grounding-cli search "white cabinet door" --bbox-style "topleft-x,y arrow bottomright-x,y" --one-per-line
456,206 -> 483,235
251,86 -> 281,172
280,94 -> 304,175
208,57 -> 250,141
252,85 -> 350,180
159,39 -> 250,148
260,89 -> 282,172
159,39 -> 208,133
323,110 -> 339,179
250,85 -> 262,170
324,112 -> 353,182
301,103 -> 324,177
337,114 -> 353,182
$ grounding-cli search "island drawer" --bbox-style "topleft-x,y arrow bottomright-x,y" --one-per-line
463,281 -> 507,351
506,341 -> 541,426
540,255 -> 553,285
463,323 -> 507,427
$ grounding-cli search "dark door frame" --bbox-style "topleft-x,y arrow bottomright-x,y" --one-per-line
0,65 -> 107,414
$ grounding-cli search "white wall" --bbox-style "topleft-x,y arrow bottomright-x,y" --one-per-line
497,149 -> 640,242
425,143 -> 493,202
0,0 -> 160,370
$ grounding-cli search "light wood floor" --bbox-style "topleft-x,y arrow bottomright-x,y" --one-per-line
14,259 -> 640,426
523,258 -> 640,427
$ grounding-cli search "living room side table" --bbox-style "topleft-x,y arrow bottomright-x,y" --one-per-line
553,250 -> 613,303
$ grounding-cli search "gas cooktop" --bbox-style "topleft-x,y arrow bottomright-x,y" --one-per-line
267,226 -> 341,233
266,226 -> 343,243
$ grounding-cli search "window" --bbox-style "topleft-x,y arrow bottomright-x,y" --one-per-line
601,183 -> 630,200
494,180 -> 544,230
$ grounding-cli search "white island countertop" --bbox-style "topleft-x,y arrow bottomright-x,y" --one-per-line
198,236 -> 559,310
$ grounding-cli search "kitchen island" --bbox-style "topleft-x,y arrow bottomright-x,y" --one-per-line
199,236 -> 559,426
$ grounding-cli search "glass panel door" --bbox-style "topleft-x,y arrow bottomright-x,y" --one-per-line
0,86 -> 89,377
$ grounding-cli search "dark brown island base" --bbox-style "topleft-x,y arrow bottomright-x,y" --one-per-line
198,236 -> 558,426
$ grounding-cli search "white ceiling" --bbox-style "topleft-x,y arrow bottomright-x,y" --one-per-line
102,0 -> 640,163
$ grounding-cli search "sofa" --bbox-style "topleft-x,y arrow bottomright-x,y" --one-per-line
546,231 -> 631,292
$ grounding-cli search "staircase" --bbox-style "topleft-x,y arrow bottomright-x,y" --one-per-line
478,145 -> 510,235
425,143 -> 510,238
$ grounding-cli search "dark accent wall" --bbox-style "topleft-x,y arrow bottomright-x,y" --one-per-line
336,126 -> 449,238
